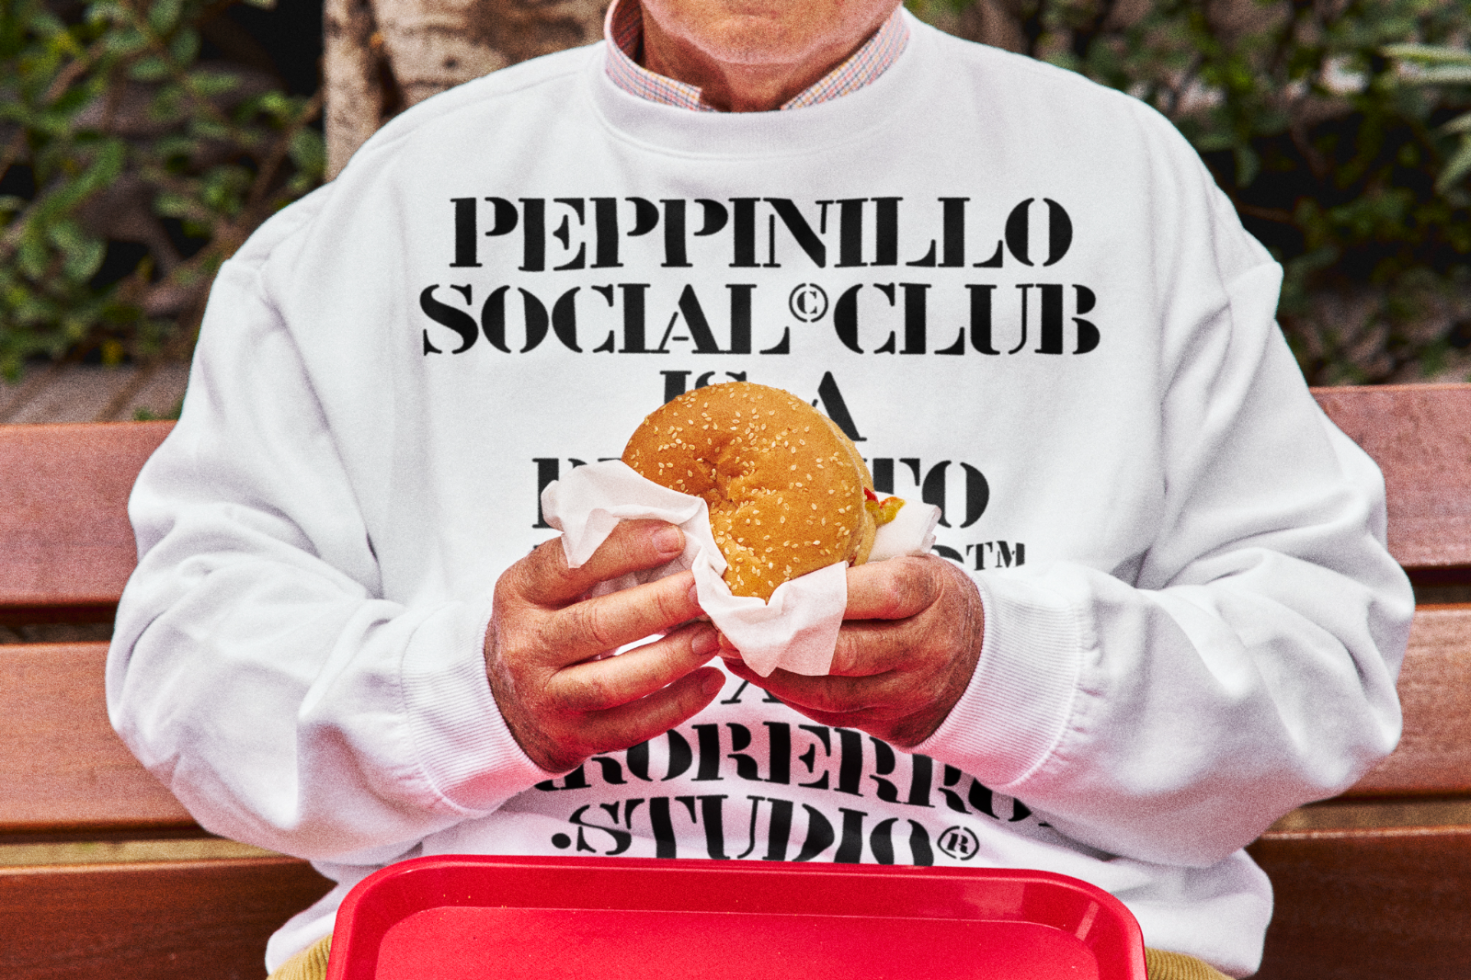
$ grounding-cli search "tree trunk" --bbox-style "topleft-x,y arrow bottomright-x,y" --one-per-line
324,0 -> 608,178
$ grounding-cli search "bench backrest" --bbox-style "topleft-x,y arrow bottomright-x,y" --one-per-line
2,389 -> 1469,979
0,422 -> 192,838
1310,386 -> 1471,801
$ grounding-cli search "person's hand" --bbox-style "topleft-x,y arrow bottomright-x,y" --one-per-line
484,520 -> 725,773
719,555 -> 984,747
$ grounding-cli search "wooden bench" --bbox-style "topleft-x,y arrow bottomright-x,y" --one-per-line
0,423 -> 334,980
1246,385 -> 1471,980
3,389 -> 1469,979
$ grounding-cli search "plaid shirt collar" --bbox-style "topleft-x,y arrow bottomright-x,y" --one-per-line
603,0 -> 909,112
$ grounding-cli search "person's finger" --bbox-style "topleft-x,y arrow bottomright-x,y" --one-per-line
714,610 -> 923,680
722,656 -> 890,715
843,556 -> 942,621
722,657 -> 931,741
575,519 -> 688,588
541,570 -> 701,663
550,622 -> 721,712
826,617 -> 938,676
517,520 -> 687,606
556,666 -> 727,767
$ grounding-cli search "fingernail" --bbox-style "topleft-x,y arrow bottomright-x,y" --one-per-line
654,526 -> 683,555
688,582 -> 702,607
691,627 -> 719,656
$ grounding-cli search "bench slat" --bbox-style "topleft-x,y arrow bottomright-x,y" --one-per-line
0,643 -> 193,837
0,857 -> 333,980
0,389 -> 1464,620
1248,825 -> 1471,980
4,604 -> 1463,838
1345,604 -> 1471,798
0,422 -> 172,618
1313,385 -> 1471,574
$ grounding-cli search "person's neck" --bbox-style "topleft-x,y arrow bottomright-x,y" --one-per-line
637,6 -> 893,112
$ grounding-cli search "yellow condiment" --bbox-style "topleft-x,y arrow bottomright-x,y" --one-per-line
865,495 -> 905,527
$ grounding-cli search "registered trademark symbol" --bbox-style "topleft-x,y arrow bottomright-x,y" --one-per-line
937,825 -> 980,861
788,283 -> 829,322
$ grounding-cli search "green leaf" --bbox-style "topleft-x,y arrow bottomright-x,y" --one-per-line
187,69 -> 242,97
152,133 -> 199,160
252,90 -> 293,118
154,189 -> 202,220
1403,65 -> 1471,86
85,2 -> 127,27
55,229 -> 106,282
104,24 -> 148,57
76,139 -> 127,196
188,118 -> 230,141
1234,144 -> 1261,187
17,229 -> 50,279
1437,137 -> 1471,193
149,84 -> 187,122
148,0 -> 184,35
128,53 -> 172,81
1382,43 -> 1471,67
288,128 -> 326,179
200,164 -> 251,215
169,26 -> 198,65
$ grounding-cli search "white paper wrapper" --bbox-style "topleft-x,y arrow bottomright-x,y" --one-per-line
540,460 -> 939,677
870,490 -> 943,562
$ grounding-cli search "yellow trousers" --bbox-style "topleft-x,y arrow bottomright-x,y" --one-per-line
268,934 -> 1232,980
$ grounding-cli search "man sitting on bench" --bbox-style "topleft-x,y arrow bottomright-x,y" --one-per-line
106,1 -> 1414,977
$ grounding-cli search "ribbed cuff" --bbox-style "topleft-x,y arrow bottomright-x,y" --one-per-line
915,571 -> 1083,787
400,596 -> 548,813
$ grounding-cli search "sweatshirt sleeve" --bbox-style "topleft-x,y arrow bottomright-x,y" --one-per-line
106,195 -> 548,863
917,173 -> 1415,869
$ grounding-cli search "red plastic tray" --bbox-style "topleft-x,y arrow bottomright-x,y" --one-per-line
325,855 -> 1146,980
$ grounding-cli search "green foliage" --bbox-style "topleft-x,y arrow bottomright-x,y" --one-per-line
909,0 -> 1471,384
1384,42 -> 1471,192
0,0 -> 322,378
5,2 -> 1468,385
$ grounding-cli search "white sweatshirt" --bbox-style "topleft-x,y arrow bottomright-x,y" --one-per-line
107,16 -> 1412,977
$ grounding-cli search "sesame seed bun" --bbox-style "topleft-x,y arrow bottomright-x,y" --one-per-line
622,382 -> 876,601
